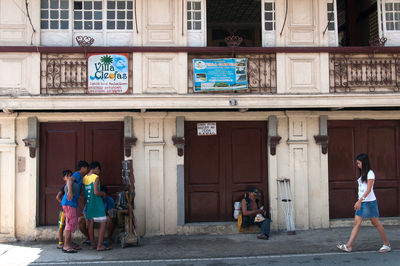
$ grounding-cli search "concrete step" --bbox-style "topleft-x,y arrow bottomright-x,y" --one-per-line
330,217 -> 400,227
177,222 -> 259,235
178,217 -> 400,236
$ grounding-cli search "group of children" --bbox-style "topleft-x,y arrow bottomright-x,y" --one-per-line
56,161 -> 115,253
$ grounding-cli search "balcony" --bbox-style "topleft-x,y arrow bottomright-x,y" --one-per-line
330,53 -> 400,93
40,51 -> 276,95
40,53 -> 134,95
188,53 -> 276,94
38,48 -> 400,96
2,46 -> 400,111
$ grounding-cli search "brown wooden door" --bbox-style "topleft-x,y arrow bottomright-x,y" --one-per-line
184,121 -> 268,222
328,120 -> 400,219
39,122 -> 123,226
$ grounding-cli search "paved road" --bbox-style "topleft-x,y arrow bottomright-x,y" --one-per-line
29,250 -> 400,266
2,226 -> 400,265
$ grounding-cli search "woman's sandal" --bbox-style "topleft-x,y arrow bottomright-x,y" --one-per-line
62,248 -> 77,253
71,242 -> 82,250
379,245 -> 391,253
97,245 -> 112,251
337,244 -> 352,252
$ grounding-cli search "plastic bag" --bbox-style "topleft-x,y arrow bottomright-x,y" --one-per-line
254,213 -> 265,222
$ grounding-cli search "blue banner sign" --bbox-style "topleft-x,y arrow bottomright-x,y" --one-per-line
193,58 -> 248,92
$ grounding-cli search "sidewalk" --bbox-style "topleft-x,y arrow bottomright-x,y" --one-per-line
1,226 -> 399,265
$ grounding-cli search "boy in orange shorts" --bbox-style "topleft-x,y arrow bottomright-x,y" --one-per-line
61,161 -> 89,253
56,170 -> 72,249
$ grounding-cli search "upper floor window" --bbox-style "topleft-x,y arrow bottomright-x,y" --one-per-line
262,0 -> 275,47
187,0 -> 202,30
327,1 -> 335,31
73,1 -> 103,30
187,0 -> 206,46
41,0 -> 134,46
187,0 -> 274,47
385,1 -> 400,30
263,1 -> 275,31
41,0 -> 69,30
326,0 -> 338,46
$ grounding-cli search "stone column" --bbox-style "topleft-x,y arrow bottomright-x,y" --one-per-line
0,114 -> 17,242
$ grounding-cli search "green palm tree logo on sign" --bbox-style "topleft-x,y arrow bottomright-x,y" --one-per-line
100,55 -> 113,71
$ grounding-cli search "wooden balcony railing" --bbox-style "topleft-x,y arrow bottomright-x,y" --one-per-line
330,53 -> 400,93
188,53 -> 277,94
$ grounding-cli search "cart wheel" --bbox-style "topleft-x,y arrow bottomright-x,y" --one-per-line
136,235 -> 141,246
121,236 -> 126,248
120,233 -> 126,248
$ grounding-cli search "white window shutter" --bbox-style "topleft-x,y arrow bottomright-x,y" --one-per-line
187,0 -> 206,47
262,0 -> 276,47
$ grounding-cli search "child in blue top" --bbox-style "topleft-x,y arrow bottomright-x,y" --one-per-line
61,161 -> 89,253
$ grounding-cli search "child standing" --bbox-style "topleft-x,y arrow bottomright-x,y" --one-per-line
78,185 -> 116,247
82,161 -> 111,251
61,160 -> 89,253
337,153 -> 391,253
56,170 -> 72,249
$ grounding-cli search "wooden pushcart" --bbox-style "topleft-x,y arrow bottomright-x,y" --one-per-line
118,160 -> 140,248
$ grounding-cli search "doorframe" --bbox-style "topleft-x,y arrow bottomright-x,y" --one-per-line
38,120 -> 126,226
182,119 -> 270,224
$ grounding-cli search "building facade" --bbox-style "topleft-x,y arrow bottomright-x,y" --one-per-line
0,0 -> 400,241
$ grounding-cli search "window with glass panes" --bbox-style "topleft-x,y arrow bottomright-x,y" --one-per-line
264,1 -> 275,31
385,1 -> 400,30
41,1 -> 134,31
73,1 -> 102,30
327,1 -> 335,31
187,1 -> 201,30
41,0 -> 70,29
107,0 -> 134,30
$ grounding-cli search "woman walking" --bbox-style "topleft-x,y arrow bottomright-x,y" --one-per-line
337,153 -> 391,253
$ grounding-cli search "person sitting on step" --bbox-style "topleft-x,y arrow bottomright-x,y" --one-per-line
241,187 -> 270,240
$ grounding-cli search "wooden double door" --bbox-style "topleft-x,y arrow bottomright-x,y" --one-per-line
328,120 -> 400,219
184,121 -> 268,222
39,122 -> 124,225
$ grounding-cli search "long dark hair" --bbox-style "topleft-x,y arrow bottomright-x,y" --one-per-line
356,153 -> 371,183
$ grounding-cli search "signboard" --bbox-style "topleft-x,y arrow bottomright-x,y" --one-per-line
193,58 -> 247,92
88,53 -> 129,94
197,123 -> 217,136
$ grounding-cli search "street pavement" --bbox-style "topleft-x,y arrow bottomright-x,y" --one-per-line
0,225 -> 399,265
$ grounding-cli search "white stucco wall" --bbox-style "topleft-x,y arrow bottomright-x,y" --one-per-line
2,110 -> 400,241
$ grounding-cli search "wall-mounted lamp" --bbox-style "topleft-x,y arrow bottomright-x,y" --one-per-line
314,115 -> 329,154
124,116 -> 137,157
23,117 -> 38,158
268,115 -> 281,156
172,116 -> 185,156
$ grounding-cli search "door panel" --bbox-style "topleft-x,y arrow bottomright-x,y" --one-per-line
231,128 -> 263,183
39,122 -> 123,226
187,132 -> 220,184
185,124 -> 224,222
39,123 -> 84,225
85,122 -> 124,194
328,120 -> 400,218
185,121 -> 268,222
227,123 -> 268,220
328,122 -> 359,218
189,192 -> 220,221
362,121 -> 400,217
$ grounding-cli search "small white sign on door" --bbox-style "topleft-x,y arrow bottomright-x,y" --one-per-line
197,122 -> 217,136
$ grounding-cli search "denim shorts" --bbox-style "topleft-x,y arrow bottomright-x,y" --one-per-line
355,200 -> 380,218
